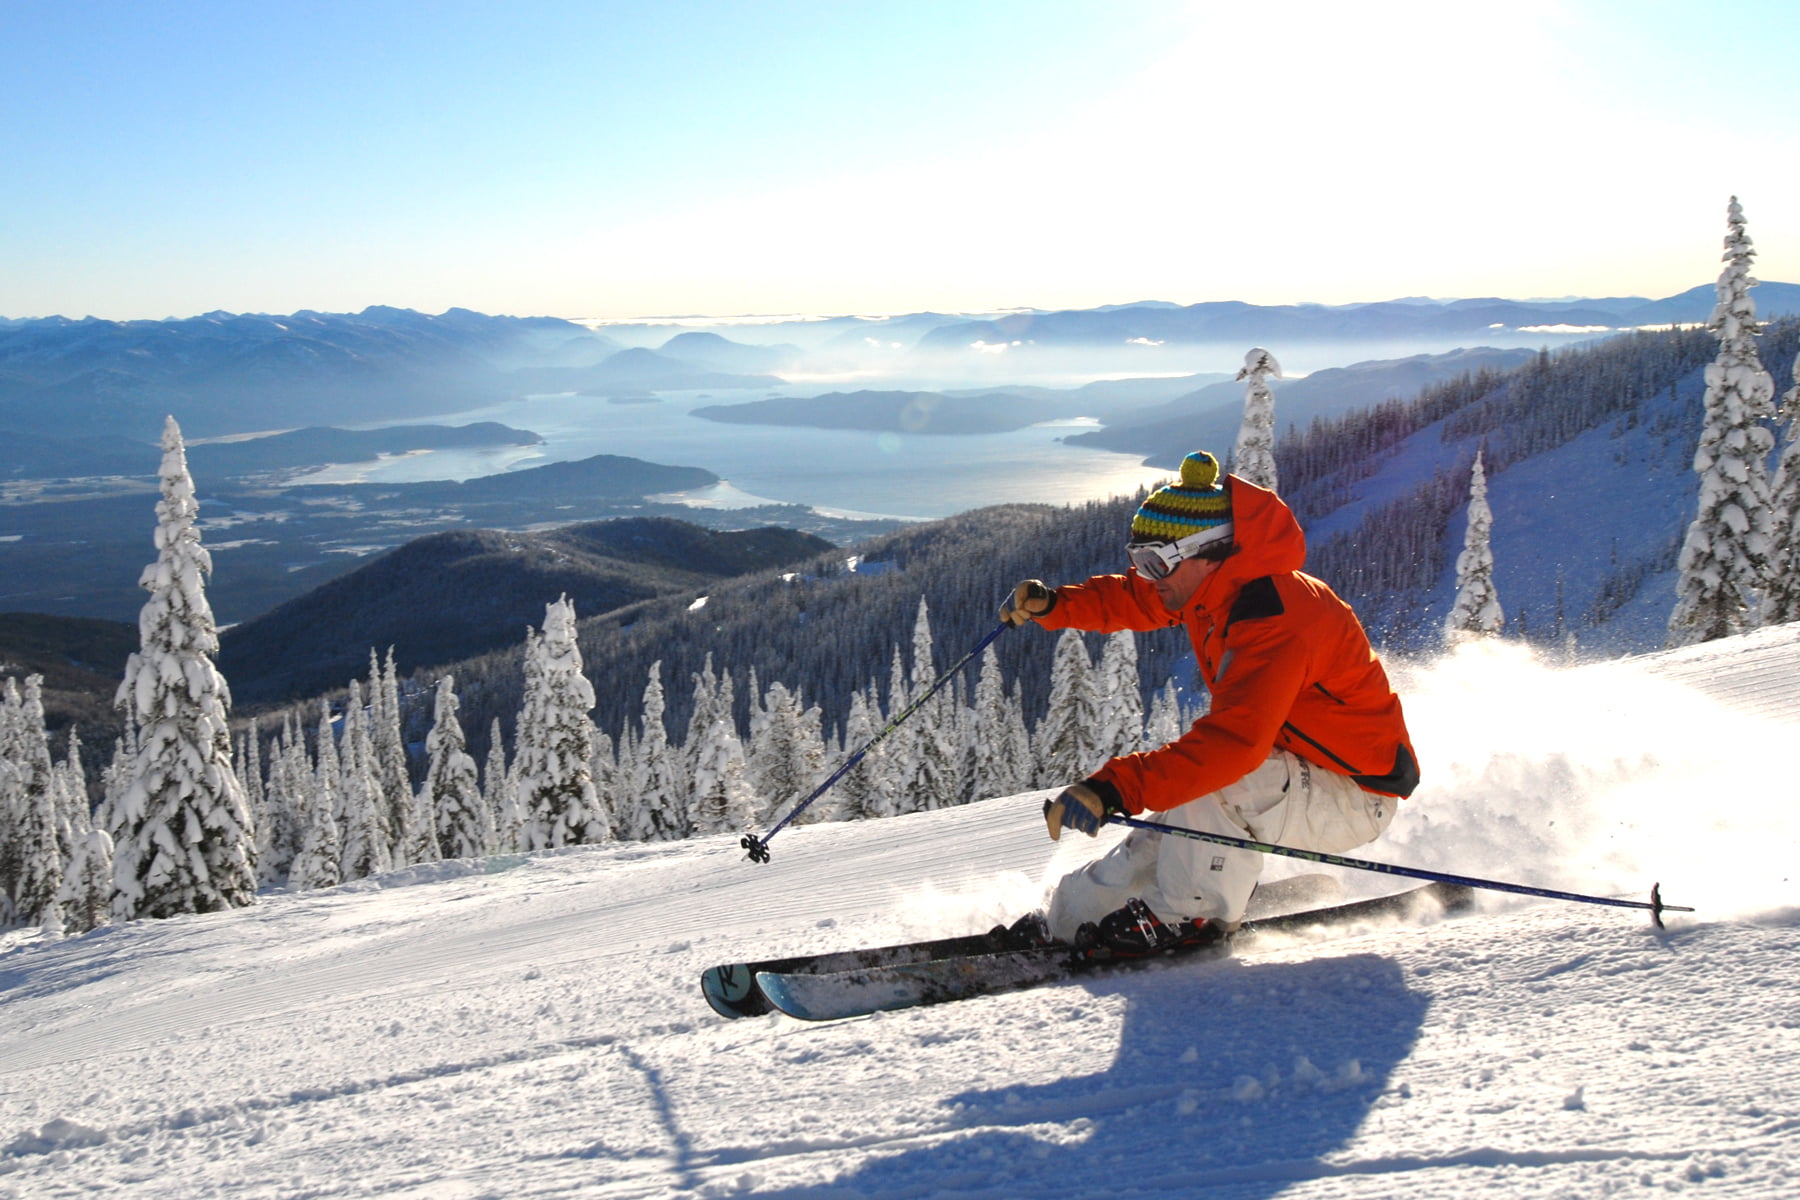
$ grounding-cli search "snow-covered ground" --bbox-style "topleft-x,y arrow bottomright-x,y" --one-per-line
4,628 -> 1799,1199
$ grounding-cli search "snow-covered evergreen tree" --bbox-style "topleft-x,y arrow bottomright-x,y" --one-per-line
55,829 -> 114,935
630,660 -> 687,841
1035,630 -> 1100,785
1445,449 -> 1505,642
1669,197 -> 1778,646
257,718 -> 304,886
7,678 -> 62,929
484,717 -> 520,853
690,716 -> 756,836
901,598 -> 960,809
370,648 -> 413,865
1233,347 -> 1282,491
1767,358 -> 1800,625
338,681 -> 392,880
682,653 -> 722,795
516,599 -> 607,849
423,676 -> 491,860
94,723 -> 137,853
289,706 -> 343,891
968,647 -> 1029,802
832,686 -> 894,821
236,720 -> 264,855
55,726 -> 91,858
750,681 -> 822,824
879,646 -> 920,813
612,724 -> 645,841
1092,630 -> 1146,758
111,416 -> 258,921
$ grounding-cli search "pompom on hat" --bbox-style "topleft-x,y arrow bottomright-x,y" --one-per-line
1130,450 -> 1233,551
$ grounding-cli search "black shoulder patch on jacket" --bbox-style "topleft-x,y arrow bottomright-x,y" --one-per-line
1226,576 -> 1284,629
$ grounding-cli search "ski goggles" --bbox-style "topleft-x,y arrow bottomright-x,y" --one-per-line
1126,525 -> 1234,580
1126,540 -> 1186,580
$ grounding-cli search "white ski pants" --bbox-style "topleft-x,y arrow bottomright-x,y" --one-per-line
1045,750 -> 1397,939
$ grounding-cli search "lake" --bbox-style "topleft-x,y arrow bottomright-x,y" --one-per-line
291,389 -> 1175,521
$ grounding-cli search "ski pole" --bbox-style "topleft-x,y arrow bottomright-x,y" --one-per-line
742,620 -> 1011,864
1109,814 -> 1693,927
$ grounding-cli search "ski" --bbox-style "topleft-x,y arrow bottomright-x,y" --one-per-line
700,873 -> 1344,1019
754,881 -> 1472,1022
701,930 -> 1011,1018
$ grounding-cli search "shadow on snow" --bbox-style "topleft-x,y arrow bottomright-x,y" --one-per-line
764,950 -> 1429,1200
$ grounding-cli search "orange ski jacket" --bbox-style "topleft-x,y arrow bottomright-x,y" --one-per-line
1038,474 -> 1419,815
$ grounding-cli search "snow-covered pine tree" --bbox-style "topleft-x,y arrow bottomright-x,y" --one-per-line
0,681 -> 22,918
111,416 -> 258,921
1034,630 -> 1101,785
1767,359 -> 1800,625
630,660 -> 687,841
236,720 -> 264,853
55,829 -> 114,935
750,681 -> 811,824
55,726 -> 91,860
7,677 -> 63,929
682,653 -> 722,796
788,692 -> 829,825
589,727 -> 617,836
95,723 -> 138,853
1093,631 -> 1146,758
689,716 -> 756,836
338,681 -> 392,880
1233,347 -> 1282,491
880,645 -> 921,813
370,648 -> 413,865
484,717 -> 520,853
257,717 -> 303,886
902,597 -> 960,810
831,687 -> 892,821
1669,197 -> 1779,646
611,724 -> 645,841
1445,449 -> 1505,642
423,676 -> 491,860
968,646 -> 1028,802
517,598 -> 607,849
289,705 -> 343,891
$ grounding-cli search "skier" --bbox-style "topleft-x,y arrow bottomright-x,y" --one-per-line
1001,450 -> 1418,956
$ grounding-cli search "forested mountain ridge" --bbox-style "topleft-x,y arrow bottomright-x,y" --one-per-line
217,518 -> 834,705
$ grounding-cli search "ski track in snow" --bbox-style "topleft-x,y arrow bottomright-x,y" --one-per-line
3,631 -> 1799,1198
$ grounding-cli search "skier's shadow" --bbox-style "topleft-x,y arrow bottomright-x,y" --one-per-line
766,950 -> 1429,1198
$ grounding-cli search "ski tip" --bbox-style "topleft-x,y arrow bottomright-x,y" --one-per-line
701,964 -> 766,1019
753,971 -> 818,1021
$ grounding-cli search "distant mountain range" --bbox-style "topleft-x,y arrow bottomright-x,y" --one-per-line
9,284 -> 1797,445
912,284 -> 1800,353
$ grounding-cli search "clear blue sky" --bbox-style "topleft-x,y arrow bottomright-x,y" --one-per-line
3,0 -> 1797,320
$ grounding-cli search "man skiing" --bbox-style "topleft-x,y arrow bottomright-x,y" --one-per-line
1001,450 -> 1418,957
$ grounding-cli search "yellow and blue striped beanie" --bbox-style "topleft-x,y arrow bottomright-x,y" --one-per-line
1130,451 -> 1234,547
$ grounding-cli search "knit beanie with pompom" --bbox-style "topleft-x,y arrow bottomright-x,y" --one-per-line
1129,450 -> 1234,549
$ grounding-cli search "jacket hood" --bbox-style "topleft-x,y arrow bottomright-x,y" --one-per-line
1193,475 -> 1306,610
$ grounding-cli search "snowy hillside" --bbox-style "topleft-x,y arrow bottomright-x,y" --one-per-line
3,627 -> 1799,1198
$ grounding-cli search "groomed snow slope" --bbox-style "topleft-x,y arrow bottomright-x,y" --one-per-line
3,628 -> 1799,1199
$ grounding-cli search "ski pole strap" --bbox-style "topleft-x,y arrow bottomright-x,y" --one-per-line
743,620 -> 1012,863
1109,814 -> 1694,927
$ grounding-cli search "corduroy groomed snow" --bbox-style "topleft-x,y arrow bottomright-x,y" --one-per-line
1129,450 -> 1233,547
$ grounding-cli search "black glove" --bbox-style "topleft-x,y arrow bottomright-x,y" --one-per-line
1000,579 -> 1058,627
1043,781 -> 1124,840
